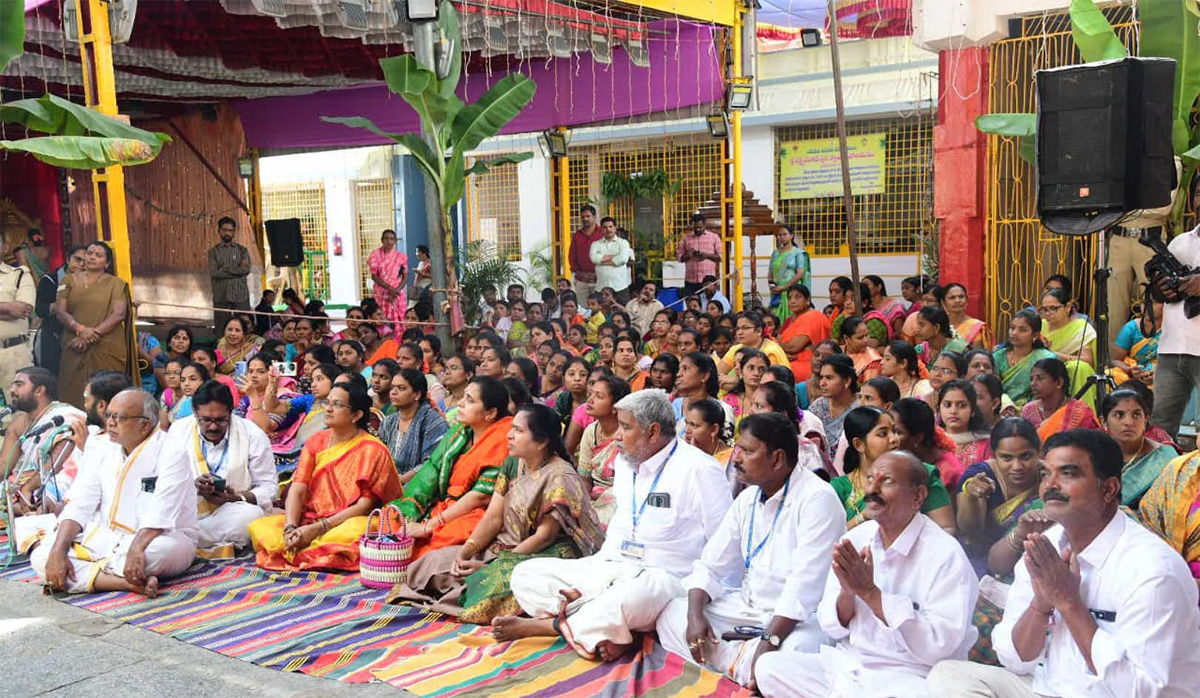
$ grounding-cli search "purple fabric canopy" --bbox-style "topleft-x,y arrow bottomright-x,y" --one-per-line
236,20 -> 722,150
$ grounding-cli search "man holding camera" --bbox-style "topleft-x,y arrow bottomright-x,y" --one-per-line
166,380 -> 275,558
1150,182 -> 1200,439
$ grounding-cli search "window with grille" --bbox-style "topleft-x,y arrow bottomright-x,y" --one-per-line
262,184 -> 328,300
774,116 -> 933,257
567,135 -> 724,259
353,178 -> 395,298
466,157 -> 522,260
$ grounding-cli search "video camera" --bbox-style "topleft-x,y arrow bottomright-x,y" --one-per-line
1141,231 -> 1200,319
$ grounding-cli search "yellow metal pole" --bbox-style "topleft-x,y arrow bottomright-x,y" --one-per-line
247,148 -> 267,289
558,136 -> 572,280
77,0 -> 132,284
731,8 -> 744,312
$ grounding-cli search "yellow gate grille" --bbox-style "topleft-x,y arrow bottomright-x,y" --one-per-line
466,157 -> 522,261
262,183 -> 328,300
984,8 -> 1137,336
353,178 -> 395,298
567,135 -> 724,260
774,115 -> 934,257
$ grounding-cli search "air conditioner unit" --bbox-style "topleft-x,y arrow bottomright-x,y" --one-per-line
483,15 -> 508,54
625,37 -> 650,68
590,32 -> 612,64
337,0 -> 369,31
547,24 -> 572,59
63,0 -> 139,44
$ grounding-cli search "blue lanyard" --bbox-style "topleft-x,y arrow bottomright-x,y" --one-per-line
630,441 -> 679,534
202,438 -> 229,478
745,478 -> 790,571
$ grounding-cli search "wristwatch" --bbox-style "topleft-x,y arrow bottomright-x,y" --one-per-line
762,632 -> 783,649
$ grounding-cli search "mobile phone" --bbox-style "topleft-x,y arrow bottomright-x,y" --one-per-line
721,630 -> 761,642
234,361 -> 247,378
212,477 -> 226,492
271,361 -> 297,377
140,476 -> 157,493
647,492 -> 671,508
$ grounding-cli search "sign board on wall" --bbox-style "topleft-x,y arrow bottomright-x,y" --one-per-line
779,133 -> 888,199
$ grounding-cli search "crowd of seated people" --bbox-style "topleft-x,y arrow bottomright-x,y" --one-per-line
13,263 -> 1200,697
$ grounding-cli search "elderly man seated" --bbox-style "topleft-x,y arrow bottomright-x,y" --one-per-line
755,450 -> 979,697
32,390 -> 197,597
1,367 -> 84,515
494,389 -> 733,662
928,429 -> 1200,697
656,412 -> 846,689
166,380 -> 275,559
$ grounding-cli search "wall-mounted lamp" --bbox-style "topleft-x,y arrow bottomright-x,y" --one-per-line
705,112 -> 730,139
542,129 -> 569,157
238,157 -> 255,179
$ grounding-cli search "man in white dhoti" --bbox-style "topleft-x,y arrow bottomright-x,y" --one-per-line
2,367 -> 85,512
656,412 -> 846,689
166,380 -> 274,558
756,450 -> 979,698
495,389 -> 732,662
32,390 -> 197,597
928,429 -> 1200,697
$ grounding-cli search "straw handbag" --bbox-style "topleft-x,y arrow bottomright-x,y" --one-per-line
359,504 -> 413,589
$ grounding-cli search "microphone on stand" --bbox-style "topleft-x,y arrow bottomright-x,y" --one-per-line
19,415 -> 65,442
0,406 -> 13,436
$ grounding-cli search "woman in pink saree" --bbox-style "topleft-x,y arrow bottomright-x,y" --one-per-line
368,229 -> 408,332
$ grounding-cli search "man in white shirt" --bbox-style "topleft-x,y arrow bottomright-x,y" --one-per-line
756,450 -> 979,698
166,380 -> 275,558
657,412 -> 846,688
624,281 -> 664,337
589,217 -> 634,304
2,367 -> 85,511
1150,181 -> 1200,438
32,390 -> 198,597
496,389 -> 732,662
928,429 -> 1200,697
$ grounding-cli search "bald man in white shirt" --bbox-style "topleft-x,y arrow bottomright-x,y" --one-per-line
656,412 -> 846,689
755,450 -> 979,698
495,389 -> 732,662
928,429 -> 1200,697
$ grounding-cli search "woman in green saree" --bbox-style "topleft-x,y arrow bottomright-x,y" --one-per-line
1101,388 -> 1177,510
388,404 -> 602,623
958,418 -> 1056,665
768,225 -> 809,325
1039,287 -> 1097,407
993,308 -> 1056,408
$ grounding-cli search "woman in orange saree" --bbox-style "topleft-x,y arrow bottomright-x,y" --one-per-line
1019,357 -> 1099,442
779,285 -> 831,382
393,376 -> 514,560
841,316 -> 882,382
249,382 -> 402,571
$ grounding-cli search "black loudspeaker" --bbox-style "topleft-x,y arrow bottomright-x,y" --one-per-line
1036,57 -> 1176,235
265,218 -> 304,267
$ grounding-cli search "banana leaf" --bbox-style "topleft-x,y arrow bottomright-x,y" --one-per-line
1184,142 -> 1200,163
464,152 -> 534,177
450,73 -> 536,156
975,113 -> 1037,165
379,55 -> 462,135
1,94 -> 170,152
0,0 -> 23,74
436,3 -> 463,99
1140,0 -> 1200,155
0,136 -> 158,169
1069,0 -> 1129,63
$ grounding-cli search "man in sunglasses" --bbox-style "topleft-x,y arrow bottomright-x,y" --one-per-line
33,389 -> 196,597
165,380 -> 275,559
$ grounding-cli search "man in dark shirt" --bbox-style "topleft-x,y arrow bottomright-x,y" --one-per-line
253,289 -> 276,337
207,217 -> 251,332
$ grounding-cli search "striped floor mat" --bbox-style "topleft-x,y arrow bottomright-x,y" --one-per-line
5,556 -> 747,696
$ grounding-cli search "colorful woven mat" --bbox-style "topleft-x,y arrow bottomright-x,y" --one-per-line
372,633 -> 749,698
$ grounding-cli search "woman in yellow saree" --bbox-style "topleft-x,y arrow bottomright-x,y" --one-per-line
1039,287 -> 1097,407
1140,451 -> 1200,589
392,376 -> 514,561
1019,357 -> 1099,443
249,381 -> 402,571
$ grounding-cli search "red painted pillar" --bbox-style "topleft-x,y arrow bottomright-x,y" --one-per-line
934,47 -> 990,319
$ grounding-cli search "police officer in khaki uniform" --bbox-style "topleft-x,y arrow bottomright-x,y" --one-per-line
0,238 -> 37,405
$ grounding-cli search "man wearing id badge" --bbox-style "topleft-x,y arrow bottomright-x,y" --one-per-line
497,389 -> 732,662
929,430 -> 1200,697
656,413 -> 846,690
165,381 -> 275,559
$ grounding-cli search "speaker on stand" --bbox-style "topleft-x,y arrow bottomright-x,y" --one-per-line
1035,57 -> 1177,405
265,218 -> 305,267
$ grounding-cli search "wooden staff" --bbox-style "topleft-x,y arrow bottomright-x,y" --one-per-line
827,0 -> 862,302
